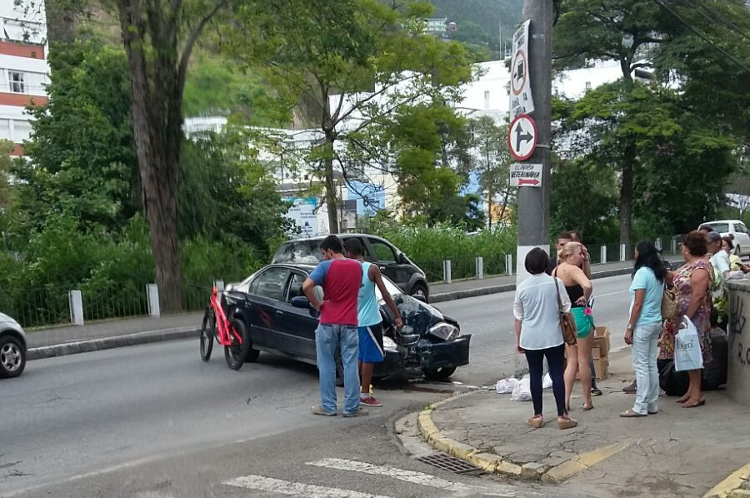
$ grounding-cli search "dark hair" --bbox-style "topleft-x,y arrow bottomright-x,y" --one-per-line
633,240 -> 667,283
525,247 -> 550,275
569,230 -> 582,243
723,236 -> 735,251
682,230 -> 708,256
344,237 -> 363,257
698,225 -> 714,233
556,231 -> 573,242
320,235 -> 344,254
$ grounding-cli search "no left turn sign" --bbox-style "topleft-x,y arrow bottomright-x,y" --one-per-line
507,114 -> 537,161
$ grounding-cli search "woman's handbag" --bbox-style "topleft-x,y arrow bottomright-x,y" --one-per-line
553,275 -> 578,346
661,285 -> 678,321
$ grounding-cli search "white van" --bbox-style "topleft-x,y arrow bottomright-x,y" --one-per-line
699,220 -> 750,256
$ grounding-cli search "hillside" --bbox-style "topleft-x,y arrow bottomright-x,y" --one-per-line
429,0 -> 523,51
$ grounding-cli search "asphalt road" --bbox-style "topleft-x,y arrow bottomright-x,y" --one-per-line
0,274 -> 632,498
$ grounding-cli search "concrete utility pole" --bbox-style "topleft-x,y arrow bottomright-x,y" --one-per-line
516,0 -> 553,282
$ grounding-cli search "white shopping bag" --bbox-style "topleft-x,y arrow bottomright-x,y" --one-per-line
542,373 -> 553,389
496,378 -> 518,394
510,375 -> 532,402
675,316 -> 704,372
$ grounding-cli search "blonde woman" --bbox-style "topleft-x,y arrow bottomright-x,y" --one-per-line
554,242 -> 595,412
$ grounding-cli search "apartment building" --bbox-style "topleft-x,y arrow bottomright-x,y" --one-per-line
0,1 -> 49,156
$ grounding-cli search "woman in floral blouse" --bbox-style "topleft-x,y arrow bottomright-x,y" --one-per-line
659,230 -> 713,408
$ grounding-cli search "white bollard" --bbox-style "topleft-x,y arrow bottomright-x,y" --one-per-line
600,245 -> 607,265
506,254 -> 513,276
672,238 -> 677,255
147,284 -> 160,317
214,279 -> 225,291
443,260 -> 452,284
69,290 -> 84,326
476,257 -> 484,280
620,244 -> 626,262
656,238 -> 663,251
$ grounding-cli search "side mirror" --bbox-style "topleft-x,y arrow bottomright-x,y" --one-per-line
397,252 -> 408,264
291,296 -> 311,309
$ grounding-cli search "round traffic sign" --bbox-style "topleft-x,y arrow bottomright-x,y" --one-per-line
507,114 -> 537,161
511,49 -> 527,96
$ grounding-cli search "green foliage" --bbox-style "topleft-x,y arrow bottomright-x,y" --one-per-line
16,37 -> 137,237
550,157 -> 619,244
360,216 -> 515,281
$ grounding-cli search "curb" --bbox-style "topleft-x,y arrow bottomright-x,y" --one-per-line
27,326 -> 200,361
429,265 -> 637,304
704,463 -> 750,498
416,392 -> 630,483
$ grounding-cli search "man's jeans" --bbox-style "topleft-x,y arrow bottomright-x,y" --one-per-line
316,324 -> 360,415
632,322 -> 662,414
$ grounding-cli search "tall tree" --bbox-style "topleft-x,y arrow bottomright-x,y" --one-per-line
227,0 -> 473,233
113,0 -> 230,310
470,117 -> 511,229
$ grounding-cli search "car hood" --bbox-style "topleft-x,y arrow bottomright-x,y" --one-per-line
381,294 -> 457,336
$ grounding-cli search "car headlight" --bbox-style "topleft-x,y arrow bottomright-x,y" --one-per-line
428,322 -> 460,341
383,336 -> 398,352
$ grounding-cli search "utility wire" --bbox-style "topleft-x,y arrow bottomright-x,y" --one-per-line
652,0 -> 750,73
687,0 -> 750,42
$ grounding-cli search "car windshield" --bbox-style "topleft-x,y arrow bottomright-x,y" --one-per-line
703,223 -> 729,233
273,240 -> 323,264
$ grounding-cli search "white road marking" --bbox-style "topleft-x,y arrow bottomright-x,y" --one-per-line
306,458 -> 474,493
223,475 -> 393,497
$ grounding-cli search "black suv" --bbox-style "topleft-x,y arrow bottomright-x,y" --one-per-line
272,234 -> 430,301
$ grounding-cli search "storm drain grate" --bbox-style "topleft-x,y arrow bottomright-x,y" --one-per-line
417,452 -> 483,475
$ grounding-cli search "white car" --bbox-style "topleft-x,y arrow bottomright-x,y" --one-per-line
699,220 -> 750,256
0,312 -> 27,378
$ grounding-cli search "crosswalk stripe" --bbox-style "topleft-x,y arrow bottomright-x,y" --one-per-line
306,458 -> 474,493
223,475 -> 394,498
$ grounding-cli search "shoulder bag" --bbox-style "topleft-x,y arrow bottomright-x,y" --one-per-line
661,285 -> 678,321
552,271 -> 577,346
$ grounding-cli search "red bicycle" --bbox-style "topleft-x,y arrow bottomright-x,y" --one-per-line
199,286 -> 253,370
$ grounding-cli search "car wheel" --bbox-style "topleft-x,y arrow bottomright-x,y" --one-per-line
422,366 -> 456,381
0,335 -> 26,379
410,283 -> 429,302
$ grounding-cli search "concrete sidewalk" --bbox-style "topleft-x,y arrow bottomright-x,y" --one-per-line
418,349 -> 750,498
24,259 -> 646,361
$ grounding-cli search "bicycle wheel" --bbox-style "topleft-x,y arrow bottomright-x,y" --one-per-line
225,317 -> 250,370
200,309 -> 215,362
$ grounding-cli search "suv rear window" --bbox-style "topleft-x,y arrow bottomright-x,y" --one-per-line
273,240 -> 323,264
702,223 -> 729,233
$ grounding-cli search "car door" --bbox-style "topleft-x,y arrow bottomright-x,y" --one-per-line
245,267 -> 290,351
276,271 -> 320,360
734,222 -> 750,256
365,237 -> 412,293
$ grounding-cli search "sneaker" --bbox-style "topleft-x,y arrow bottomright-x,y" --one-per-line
311,405 -> 336,416
591,386 -> 603,396
623,381 -> 637,394
343,407 -> 369,418
360,396 -> 383,407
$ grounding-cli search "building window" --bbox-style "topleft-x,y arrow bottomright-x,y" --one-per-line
9,72 -> 25,93
484,90 -> 491,110
0,119 -> 10,140
585,81 -> 592,90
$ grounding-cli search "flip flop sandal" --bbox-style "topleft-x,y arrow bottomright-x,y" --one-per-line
620,409 -> 647,418
582,404 -> 594,411
682,399 -> 706,408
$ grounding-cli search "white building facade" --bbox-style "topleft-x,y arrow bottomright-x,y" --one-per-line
0,1 -> 49,156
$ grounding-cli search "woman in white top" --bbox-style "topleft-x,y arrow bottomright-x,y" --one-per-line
514,248 -> 578,430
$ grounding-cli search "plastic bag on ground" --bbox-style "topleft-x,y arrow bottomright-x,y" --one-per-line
496,377 -> 518,394
511,375 -> 532,402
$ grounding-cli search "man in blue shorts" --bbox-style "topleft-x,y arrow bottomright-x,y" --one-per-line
303,235 -> 365,417
344,238 -> 403,407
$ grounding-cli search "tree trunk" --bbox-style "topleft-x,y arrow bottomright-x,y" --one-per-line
324,151 -> 339,234
619,145 -> 636,246
487,191 -> 492,230
117,0 -> 183,312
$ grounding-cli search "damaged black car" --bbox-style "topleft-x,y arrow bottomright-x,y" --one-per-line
222,263 -> 471,381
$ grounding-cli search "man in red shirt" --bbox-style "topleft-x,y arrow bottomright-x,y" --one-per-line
303,235 -> 367,417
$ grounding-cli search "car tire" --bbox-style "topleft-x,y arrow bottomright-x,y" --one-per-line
422,366 -> 456,381
410,282 -> 429,303
0,335 -> 26,379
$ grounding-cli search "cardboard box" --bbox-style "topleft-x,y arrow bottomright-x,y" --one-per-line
576,356 -> 609,381
593,326 -> 610,357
